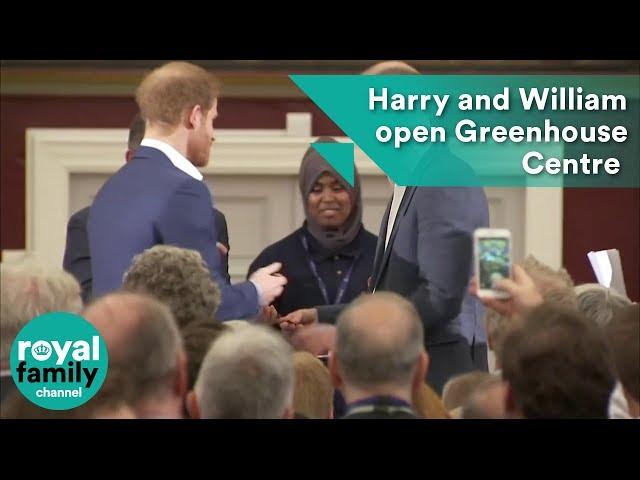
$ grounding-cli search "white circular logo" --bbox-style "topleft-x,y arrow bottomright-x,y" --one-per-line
31,340 -> 52,361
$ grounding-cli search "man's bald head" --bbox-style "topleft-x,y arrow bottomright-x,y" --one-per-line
84,293 -> 145,361
335,292 -> 425,389
83,292 -> 183,400
362,61 -> 420,75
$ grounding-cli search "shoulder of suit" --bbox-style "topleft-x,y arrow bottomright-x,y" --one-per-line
69,206 -> 90,225
172,174 -> 210,196
212,208 -> 227,222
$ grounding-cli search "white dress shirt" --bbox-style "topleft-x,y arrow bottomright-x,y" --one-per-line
385,184 -> 406,250
140,138 -> 203,181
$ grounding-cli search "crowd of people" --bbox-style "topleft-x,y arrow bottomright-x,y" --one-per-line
1,60 -> 637,420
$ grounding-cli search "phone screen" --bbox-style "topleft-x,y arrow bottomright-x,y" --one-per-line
478,237 -> 511,290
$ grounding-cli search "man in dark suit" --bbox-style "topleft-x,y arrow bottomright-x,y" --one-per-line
330,293 -> 427,419
63,207 -> 92,304
87,62 -> 286,319
63,113 -> 232,304
210,209 -> 231,283
281,62 -> 490,393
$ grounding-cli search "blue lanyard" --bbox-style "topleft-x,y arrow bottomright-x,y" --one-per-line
300,235 -> 359,305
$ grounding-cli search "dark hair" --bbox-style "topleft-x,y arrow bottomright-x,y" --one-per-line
502,304 -> 616,418
128,112 -> 146,151
182,319 -> 229,391
605,304 -> 639,401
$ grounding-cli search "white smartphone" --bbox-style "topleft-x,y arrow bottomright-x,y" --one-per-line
474,228 -> 512,299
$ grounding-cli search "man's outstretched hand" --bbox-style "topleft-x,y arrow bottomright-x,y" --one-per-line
249,262 -> 288,306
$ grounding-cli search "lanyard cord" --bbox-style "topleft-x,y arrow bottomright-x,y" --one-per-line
300,235 -> 359,305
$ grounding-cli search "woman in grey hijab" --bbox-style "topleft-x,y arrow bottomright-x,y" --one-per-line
248,137 -> 378,316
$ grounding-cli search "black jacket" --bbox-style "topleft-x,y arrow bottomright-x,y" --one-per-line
248,225 -> 377,316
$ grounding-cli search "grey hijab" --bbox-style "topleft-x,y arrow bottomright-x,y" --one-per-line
298,137 -> 363,251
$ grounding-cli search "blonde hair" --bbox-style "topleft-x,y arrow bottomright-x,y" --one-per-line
442,371 -> 495,411
292,351 -> 334,419
412,382 -> 450,419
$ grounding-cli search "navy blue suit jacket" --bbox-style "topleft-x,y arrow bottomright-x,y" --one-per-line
87,146 -> 256,320
63,206 -> 230,304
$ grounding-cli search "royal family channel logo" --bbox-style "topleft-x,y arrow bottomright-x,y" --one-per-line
10,312 -> 108,410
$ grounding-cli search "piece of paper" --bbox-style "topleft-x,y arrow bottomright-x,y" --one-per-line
587,249 -> 627,297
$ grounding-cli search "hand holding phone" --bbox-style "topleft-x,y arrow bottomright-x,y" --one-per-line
471,264 -> 543,318
474,228 -> 512,299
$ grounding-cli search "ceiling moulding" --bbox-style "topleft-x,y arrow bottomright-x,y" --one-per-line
0,69 -> 306,98
2,61 -> 637,97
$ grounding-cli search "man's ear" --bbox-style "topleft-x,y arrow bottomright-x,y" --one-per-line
175,350 -> 188,399
185,390 -> 200,419
504,383 -> 520,418
413,350 -> 429,391
328,351 -> 343,390
186,105 -> 203,130
282,405 -> 295,419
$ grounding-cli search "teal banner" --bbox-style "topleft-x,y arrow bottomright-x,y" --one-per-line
290,75 -> 639,187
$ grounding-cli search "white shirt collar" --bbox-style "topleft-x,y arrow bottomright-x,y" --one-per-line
140,138 -> 203,181
608,381 -> 632,419
384,184 -> 407,249
393,184 -> 407,200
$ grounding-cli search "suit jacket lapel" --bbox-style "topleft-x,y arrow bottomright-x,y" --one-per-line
373,186 -> 417,291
